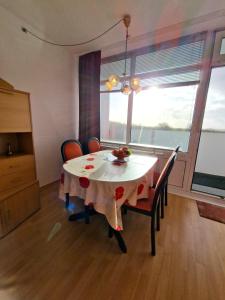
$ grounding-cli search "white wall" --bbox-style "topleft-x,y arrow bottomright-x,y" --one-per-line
101,9 -> 225,58
0,6 -> 79,186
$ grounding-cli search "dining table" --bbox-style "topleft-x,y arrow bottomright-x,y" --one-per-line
59,149 -> 158,252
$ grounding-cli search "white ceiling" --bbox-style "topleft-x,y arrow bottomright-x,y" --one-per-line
1,0 -> 225,53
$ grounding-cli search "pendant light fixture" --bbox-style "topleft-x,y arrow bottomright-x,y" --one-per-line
105,15 -> 141,95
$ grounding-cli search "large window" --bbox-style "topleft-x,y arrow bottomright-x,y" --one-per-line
131,85 -> 198,151
192,66 -> 225,197
100,92 -> 128,143
100,33 -> 205,151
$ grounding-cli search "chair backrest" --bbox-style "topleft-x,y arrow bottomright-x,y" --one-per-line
88,137 -> 101,153
174,145 -> 180,153
152,149 -> 178,211
61,139 -> 83,162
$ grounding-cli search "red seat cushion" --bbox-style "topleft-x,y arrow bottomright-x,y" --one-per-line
125,188 -> 155,212
64,143 -> 83,161
88,140 -> 101,153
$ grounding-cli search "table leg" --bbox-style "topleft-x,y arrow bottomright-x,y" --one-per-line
108,225 -> 127,253
65,193 -> 70,208
68,206 -> 96,222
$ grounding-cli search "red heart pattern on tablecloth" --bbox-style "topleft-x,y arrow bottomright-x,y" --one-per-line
84,165 -> 94,170
137,183 -> 144,195
79,177 -> 90,188
86,157 -> 95,161
115,186 -> 124,200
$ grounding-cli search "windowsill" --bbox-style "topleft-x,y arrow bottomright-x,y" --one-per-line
101,140 -> 184,156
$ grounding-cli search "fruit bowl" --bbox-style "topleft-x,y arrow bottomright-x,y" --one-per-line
111,147 -> 132,161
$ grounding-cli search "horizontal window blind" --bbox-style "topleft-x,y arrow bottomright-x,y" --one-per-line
100,59 -> 131,81
140,70 -> 200,88
135,40 -> 205,75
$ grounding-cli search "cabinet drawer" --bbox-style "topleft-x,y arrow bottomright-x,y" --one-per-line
0,169 -> 36,192
0,155 -> 35,177
0,91 -> 32,132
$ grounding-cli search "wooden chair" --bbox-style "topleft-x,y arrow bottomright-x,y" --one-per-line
163,146 -> 180,211
153,146 -> 180,219
87,137 -> 101,153
123,151 -> 177,255
61,139 -> 83,208
61,139 -> 83,162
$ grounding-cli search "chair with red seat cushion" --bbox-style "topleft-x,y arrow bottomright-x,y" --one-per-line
61,139 -> 83,208
87,137 -> 101,153
123,150 -> 177,256
162,146 -> 180,215
61,139 -> 83,163
151,146 -> 180,219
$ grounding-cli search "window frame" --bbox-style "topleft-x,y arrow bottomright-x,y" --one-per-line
100,31 -> 207,152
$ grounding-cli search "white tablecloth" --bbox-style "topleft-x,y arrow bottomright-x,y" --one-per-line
59,150 -> 157,230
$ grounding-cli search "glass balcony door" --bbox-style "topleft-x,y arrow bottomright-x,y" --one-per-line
192,66 -> 225,198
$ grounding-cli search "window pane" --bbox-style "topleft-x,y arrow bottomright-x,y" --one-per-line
100,59 -> 131,81
192,66 -> 225,197
140,70 -> 200,88
220,38 -> 225,55
100,93 -> 128,143
131,85 -> 198,151
100,83 -> 120,92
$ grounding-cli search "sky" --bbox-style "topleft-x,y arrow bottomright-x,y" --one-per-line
202,67 -> 225,131
103,66 -> 225,131
106,85 -> 196,129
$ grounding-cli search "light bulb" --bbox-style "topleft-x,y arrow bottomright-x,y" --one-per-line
131,77 -> 140,89
105,80 -> 113,91
121,84 -> 131,95
108,75 -> 119,87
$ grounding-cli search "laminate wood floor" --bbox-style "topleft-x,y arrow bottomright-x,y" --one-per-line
0,182 -> 225,300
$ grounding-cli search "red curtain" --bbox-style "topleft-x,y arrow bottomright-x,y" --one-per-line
79,50 -> 101,154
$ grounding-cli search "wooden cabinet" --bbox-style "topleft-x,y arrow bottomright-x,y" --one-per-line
0,79 -> 40,238
0,155 -> 36,191
0,90 -> 32,132
0,182 -> 40,233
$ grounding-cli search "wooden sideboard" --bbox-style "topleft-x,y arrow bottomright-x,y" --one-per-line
0,79 -> 40,238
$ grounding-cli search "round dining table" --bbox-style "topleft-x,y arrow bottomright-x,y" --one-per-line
59,150 -> 158,252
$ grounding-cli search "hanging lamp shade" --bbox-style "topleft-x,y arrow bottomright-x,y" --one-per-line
105,15 -> 141,94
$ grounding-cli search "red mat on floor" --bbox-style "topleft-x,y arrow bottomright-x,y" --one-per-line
197,201 -> 225,224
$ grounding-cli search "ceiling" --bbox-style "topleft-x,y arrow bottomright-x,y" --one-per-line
1,0 -> 225,53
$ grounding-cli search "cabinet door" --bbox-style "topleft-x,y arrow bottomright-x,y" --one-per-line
4,182 -> 40,232
0,90 -> 32,132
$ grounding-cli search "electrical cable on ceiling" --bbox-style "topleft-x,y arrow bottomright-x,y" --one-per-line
21,18 -> 123,47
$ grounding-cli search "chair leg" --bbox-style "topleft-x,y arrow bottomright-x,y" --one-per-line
122,206 -> 127,215
157,204 -> 160,231
165,184 -> 168,206
112,227 -> 127,253
84,205 -> 90,224
160,191 -> 164,219
65,193 -> 70,208
151,216 -> 156,256
108,225 -> 114,238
